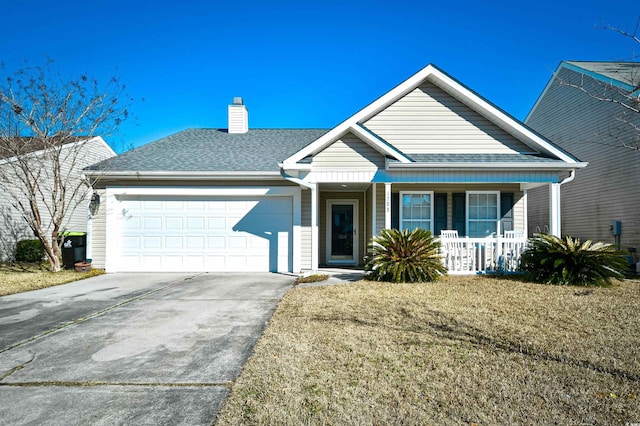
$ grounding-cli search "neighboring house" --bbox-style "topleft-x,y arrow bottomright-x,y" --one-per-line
0,136 -> 116,260
526,61 -> 640,252
85,64 -> 585,274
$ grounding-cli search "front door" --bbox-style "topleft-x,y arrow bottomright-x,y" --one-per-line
326,200 -> 358,264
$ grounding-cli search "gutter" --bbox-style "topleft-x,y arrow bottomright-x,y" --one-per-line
386,161 -> 588,171
83,170 -> 283,180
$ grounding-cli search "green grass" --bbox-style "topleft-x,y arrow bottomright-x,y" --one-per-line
0,263 -> 105,296
216,276 -> 640,425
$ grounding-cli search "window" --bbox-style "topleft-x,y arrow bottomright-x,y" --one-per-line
400,192 -> 433,232
467,191 -> 499,237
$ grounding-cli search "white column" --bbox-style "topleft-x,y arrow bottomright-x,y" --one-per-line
522,189 -> 528,236
311,184 -> 319,272
549,183 -> 561,237
385,183 -> 392,229
371,183 -> 377,235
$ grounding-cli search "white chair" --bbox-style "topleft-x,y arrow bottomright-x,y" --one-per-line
440,230 -> 459,238
504,230 -> 524,238
502,230 -> 525,271
439,230 -> 473,272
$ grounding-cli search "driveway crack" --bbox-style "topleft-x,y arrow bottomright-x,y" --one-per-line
0,351 -> 35,382
0,274 -> 203,355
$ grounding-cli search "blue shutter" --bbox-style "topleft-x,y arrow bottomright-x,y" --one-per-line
500,193 -> 514,233
452,193 -> 466,236
391,192 -> 399,230
434,193 -> 447,236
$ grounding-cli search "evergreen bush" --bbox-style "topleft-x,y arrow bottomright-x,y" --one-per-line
365,228 -> 446,283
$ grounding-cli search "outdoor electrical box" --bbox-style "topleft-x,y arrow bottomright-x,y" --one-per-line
609,220 -> 622,236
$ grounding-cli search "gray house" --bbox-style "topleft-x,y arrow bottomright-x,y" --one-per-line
85,64 -> 585,274
0,136 -> 115,260
526,61 -> 640,253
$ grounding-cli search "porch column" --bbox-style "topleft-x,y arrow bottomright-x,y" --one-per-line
311,184 -> 319,272
549,183 -> 561,237
384,183 -> 392,229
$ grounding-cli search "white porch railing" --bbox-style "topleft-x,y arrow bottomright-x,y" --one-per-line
438,237 -> 529,274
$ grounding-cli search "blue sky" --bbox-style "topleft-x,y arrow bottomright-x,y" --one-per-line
1,0 -> 638,152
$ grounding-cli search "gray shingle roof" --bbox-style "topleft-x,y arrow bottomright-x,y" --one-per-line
405,153 -> 565,163
566,61 -> 640,88
87,128 -> 329,172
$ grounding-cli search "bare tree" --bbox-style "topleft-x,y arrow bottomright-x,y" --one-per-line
0,60 -> 130,271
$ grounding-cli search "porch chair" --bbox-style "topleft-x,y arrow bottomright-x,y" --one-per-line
439,230 -> 459,238
439,230 -> 474,272
502,230 -> 525,271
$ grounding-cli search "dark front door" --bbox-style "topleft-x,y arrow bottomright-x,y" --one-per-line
327,200 -> 357,264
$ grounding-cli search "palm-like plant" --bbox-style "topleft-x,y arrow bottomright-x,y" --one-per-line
520,233 -> 628,286
365,228 -> 446,283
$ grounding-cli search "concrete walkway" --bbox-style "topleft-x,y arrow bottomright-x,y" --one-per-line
0,272 -> 294,425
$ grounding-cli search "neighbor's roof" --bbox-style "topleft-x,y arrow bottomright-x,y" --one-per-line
0,136 -> 85,160
85,128 -> 329,173
564,61 -> 640,88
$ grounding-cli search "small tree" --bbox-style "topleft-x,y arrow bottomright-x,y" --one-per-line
0,60 -> 130,271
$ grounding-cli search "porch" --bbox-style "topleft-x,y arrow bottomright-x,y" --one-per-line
438,235 -> 528,274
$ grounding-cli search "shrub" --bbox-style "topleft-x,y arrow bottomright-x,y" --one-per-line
365,228 -> 446,283
520,233 -> 628,286
15,239 -> 45,263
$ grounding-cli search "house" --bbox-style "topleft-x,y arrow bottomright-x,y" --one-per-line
526,61 -> 640,252
84,64 -> 585,274
0,136 -> 116,260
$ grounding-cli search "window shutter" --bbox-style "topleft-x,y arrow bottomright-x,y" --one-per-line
500,193 -> 514,233
434,193 -> 447,236
452,193 -> 466,236
391,192 -> 399,229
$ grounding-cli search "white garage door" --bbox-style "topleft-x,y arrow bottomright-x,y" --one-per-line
117,196 -> 292,272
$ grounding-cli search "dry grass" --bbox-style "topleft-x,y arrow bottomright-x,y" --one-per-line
0,263 -> 105,296
217,276 -> 640,425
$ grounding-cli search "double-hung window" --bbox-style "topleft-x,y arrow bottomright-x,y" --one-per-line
467,191 -> 499,237
400,191 -> 433,232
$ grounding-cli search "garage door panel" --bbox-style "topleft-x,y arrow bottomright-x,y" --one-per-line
118,195 -> 292,272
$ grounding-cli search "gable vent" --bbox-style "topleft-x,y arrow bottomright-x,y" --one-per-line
228,97 -> 248,134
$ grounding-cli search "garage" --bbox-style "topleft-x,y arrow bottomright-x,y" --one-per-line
113,194 -> 293,273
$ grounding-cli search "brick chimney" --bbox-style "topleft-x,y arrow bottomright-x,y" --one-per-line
228,97 -> 248,134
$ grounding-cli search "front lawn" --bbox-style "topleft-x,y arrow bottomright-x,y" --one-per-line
0,263 -> 104,296
216,276 -> 640,425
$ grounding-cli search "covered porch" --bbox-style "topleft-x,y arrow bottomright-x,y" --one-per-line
304,181 -> 543,275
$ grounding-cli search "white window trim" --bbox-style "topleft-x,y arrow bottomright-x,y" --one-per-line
466,190 -> 500,237
399,191 -> 434,232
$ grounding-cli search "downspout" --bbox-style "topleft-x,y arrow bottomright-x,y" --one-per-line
280,169 -> 318,274
559,170 -> 576,186
550,170 -> 576,237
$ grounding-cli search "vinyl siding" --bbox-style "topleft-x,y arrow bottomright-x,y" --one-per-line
375,183 -> 386,233
89,189 -> 107,268
363,81 -> 534,154
312,133 -> 385,169
0,138 -> 115,261
300,188 -> 312,270
526,66 -> 640,249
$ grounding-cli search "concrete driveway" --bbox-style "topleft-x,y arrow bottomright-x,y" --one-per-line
0,272 -> 294,425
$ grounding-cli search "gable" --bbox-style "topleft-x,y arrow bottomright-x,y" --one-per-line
311,132 -> 385,169
363,81 -> 535,155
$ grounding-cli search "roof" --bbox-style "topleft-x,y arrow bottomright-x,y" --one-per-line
405,153 -> 566,163
564,61 -> 640,89
282,63 -> 583,168
86,128 -> 329,173
0,136 -> 85,160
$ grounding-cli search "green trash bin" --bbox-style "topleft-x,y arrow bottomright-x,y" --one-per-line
61,232 -> 86,270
